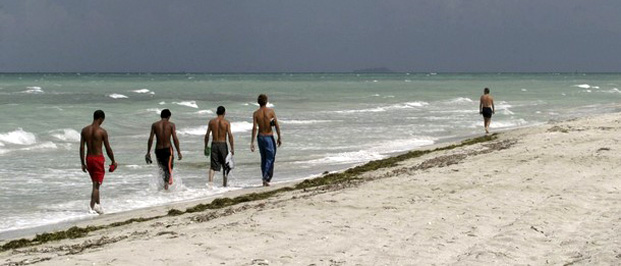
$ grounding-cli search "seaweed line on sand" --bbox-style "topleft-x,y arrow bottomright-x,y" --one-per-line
1,134 -> 499,252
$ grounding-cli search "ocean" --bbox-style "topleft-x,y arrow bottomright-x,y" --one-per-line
1,73 -> 620,238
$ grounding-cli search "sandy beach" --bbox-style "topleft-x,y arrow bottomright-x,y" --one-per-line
2,113 -> 621,265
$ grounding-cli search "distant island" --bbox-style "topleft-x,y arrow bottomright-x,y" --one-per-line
352,67 -> 393,73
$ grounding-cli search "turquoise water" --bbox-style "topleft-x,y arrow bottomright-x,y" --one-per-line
1,73 -> 620,236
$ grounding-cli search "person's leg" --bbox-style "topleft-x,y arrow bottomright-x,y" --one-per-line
259,136 -> 276,185
266,136 -> 277,182
484,117 -> 491,133
222,171 -> 228,187
208,169 -> 215,187
90,181 -> 100,209
257,136 -> 268,185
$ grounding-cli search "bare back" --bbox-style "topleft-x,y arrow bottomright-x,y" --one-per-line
152,120 -> 174,149
81,125 -> 106,155
209,117 -> 230,142
253,107 -> 276,135
480,94 -> 494,108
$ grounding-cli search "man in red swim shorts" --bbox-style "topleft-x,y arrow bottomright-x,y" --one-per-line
80,110 -> 117,214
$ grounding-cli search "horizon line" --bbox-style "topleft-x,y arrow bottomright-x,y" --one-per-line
1,71 -> 620,75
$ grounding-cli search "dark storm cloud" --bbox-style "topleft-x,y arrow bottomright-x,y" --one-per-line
1,0 -> 620,72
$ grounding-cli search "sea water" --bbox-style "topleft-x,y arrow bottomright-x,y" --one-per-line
1,73 -> 620,237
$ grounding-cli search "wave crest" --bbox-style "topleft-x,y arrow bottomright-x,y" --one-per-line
0,128 -> 37,145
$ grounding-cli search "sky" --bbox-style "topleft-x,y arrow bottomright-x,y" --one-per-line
1,0 -> 620,73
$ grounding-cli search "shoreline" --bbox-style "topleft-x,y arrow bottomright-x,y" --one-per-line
0,129 -> 490,241
1,112 -> 621,264
0,114 -> 588,242
0,128 -> 500,248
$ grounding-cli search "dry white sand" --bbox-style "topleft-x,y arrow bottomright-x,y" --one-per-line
2,113 -> 621,265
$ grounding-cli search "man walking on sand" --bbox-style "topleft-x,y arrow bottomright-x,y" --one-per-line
146,109 -> 182,190
80,110 -> 117,215
205,106 -> 235,188
250,94 -> 281,186
479,87 -> 495,134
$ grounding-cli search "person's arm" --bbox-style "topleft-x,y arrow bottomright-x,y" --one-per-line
250,113 -> 257,152
204,122 -> 211,153
80,129 -> 87,172
171,123 -> 182,160
103,129 -> 117,167
146,124 -> 155,163
273,111 -> 282,147
227,121 -> 235,155
479,96 -> 483,114
491,98 -> 495,114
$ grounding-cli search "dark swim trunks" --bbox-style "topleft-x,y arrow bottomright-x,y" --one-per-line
482,107 -> 493,118
210,142 -> 228,171
155,147 -> 174,184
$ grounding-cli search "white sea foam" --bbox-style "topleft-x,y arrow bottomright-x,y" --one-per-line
177,125 -> 207,136
375,137 -> 436,154
334,101 -> 430,114
159,101 -> 166,105
195,110 -> 214,115
501,109 -> 515,115
178,121 -> 253,136
0,128 -> 37,145
231,121 -> 253,133
575,84 -> 591,89
334,107 -> 386,114
302,137 -> 436,166
173,101 -> 199,108
279,119 -> 332,125
146,108 -> 163,114
446,97 -> 474,104
50,129 -> 80,142
132,89 -> 151,94
0,141 -> 4,147
108,93 -> 128,99
250,102 -> 275,108
304,150 -> 385,165
22,86 -> 44,94
401,101 -> 429,108
490,119 -> 528,128
521,89 -> 528,92
21,141 -> 58,151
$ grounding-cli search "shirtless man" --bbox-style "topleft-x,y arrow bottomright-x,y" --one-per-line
80,110 -> 117,214
204,106 -> 235,187
146,109 -> 182,190
479,87 -> 495,134
250,94 -> 281,186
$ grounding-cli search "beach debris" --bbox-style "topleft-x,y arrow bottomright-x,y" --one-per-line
413,154 -> 467,170
547,125 -> 569,133
251,258 -> 269,265
4,257 -> 52,265
155,231 -> 178,237
530,225 -> 545,235
597,147 -> 611,152
167,209 -> 184,216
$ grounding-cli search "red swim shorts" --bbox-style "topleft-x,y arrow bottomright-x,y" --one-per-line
86,155 -> 105,184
